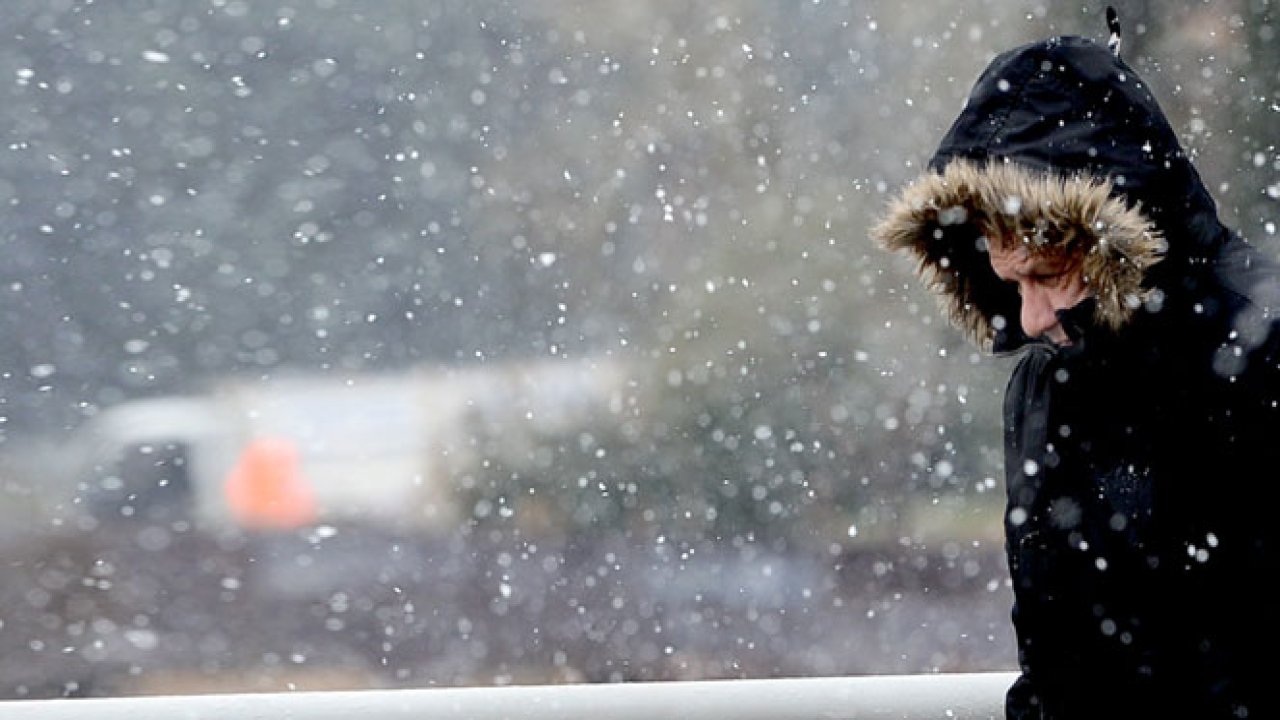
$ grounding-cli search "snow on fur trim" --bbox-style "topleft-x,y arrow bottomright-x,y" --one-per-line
871,159 -> 1165,350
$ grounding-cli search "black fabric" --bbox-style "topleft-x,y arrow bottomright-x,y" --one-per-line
929,36 -> 1280,719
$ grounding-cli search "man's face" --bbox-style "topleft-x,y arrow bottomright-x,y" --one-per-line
987,236 -> 1090,346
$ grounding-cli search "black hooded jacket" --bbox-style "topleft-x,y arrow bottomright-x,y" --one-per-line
874,36 -> 1280,719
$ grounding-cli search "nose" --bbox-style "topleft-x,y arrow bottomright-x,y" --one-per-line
1019,285 -> 1062,340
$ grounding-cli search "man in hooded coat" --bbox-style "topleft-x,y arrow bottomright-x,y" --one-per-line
873,17 -> 1280,720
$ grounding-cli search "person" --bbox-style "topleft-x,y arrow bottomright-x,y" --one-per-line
872,12 -> 1279,720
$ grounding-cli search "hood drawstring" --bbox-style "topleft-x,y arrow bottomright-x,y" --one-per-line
1106,6 -> 1123,58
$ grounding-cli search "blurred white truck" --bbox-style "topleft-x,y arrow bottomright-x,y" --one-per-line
58,358 -> 627,533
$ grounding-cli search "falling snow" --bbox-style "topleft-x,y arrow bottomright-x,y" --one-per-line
0,0 -> 1276,702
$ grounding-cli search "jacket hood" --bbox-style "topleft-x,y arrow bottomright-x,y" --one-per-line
873,35 -> 1229,351
874,159 -> 1164,350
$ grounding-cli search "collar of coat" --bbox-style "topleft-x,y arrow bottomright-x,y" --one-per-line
872,159 -> 1166,352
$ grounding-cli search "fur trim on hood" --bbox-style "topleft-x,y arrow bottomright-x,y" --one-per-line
872,159 -> 1166,351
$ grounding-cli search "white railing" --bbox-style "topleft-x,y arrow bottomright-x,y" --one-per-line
0,672 -> 1016,719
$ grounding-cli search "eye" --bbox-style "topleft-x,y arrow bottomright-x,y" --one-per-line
1032,272 -> 1066,288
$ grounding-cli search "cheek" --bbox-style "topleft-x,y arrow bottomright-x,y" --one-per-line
1050,276 -> 1090,307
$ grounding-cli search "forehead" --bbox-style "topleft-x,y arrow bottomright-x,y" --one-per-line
987,237 -> 1073,276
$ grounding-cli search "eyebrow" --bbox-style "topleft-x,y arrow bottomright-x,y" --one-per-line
1026,259 -> 1067,276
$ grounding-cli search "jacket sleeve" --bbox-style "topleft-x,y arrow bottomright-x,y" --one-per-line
1005,672 -> 1043,720
1000,346 -> 1057,720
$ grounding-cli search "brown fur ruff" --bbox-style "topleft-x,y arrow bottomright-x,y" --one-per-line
871,160 -> 1166,350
